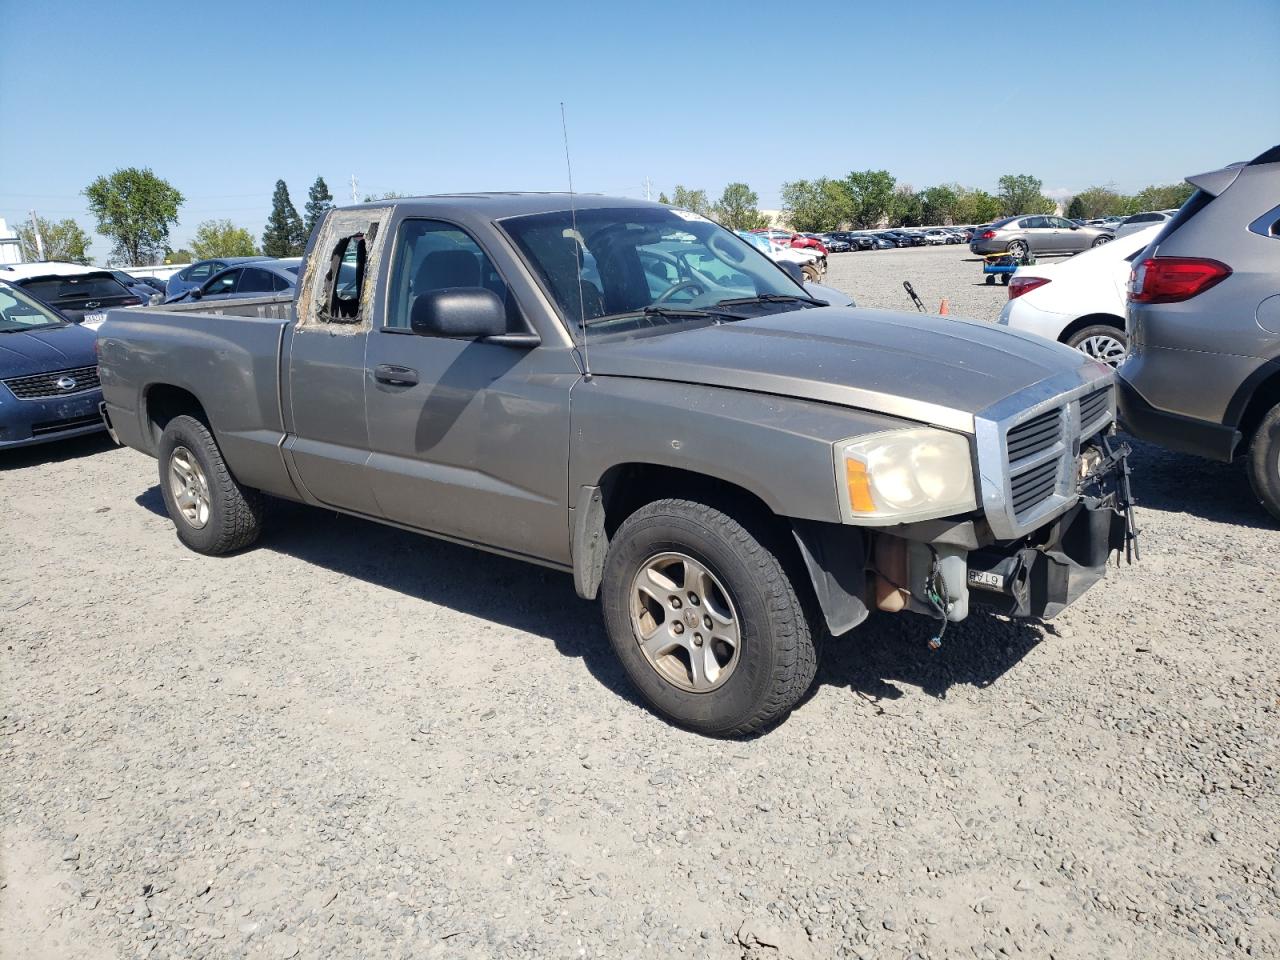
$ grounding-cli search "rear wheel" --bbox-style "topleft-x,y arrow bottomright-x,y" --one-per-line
1007,240 -> 1028,259
601,499 -> 818,737
1092,235 -> 1112,248
801,264 -> 820,283
1246,403 -> 1280,523
1065,324 -> 1128,367
158,415 -> 266,554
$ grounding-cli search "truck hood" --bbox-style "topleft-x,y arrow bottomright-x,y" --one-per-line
0,323 -> 98,379
584,307 -> 1109,432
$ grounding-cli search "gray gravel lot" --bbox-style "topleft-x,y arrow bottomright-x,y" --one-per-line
3,248 -> 1278,960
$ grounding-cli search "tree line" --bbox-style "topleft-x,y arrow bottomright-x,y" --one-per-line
16,167 -> 1195,267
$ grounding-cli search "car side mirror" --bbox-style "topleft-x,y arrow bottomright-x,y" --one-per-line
778,261 -> 805,284
189,287 -> 203,300
410,288 -> 507,339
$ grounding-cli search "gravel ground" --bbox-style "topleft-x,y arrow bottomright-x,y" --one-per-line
822,243 -> 1018,319
3,248 -> 1278,960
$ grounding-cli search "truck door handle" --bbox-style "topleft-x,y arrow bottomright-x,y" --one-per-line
373,364 -> 419,386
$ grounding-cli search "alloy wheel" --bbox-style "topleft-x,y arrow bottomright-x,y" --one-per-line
168,445 -> 212,529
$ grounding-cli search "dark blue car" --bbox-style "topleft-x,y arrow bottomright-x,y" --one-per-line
0,280 -> 104,449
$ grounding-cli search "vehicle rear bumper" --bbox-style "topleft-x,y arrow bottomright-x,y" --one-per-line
0,389 -> 106,448
1116,371 -> 1240,461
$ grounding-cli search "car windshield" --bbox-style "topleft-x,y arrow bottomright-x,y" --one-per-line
22,274 -> 128,303
501,206 -> 806,333
0,283 -> 67,332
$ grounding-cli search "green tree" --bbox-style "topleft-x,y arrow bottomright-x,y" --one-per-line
671,185 -> 712,217
190,219 -> 259,260
919,184 -> 960,225
166,249 -> 193,265
996,173 -> 1055,216
83,167 -> 184,265
16,215 -> 92,263
304,176 -> 334,234
1066,196 -> 1087,220
1131,182 -> 1194,211
780,178 -> 848,232
1068,185 -> 1127,219
712,182 -> 769,231
892,187 -> 924,227
657,192 -> 671,204
262,180 -> 307,257
842,170 -> 896,228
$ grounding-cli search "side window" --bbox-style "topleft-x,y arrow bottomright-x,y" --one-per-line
1022,217 -> 1046,229
237,268 -> 274,294
322,235 -> 367,322
189,263 -> 214,281
385,219 -> 510,330
204,269 -> 240,296
271,272 -> 290,292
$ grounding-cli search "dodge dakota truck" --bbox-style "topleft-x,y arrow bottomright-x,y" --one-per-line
97,195 -> 1135,736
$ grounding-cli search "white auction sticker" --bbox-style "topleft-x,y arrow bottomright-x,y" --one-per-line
670,209 -> 711,223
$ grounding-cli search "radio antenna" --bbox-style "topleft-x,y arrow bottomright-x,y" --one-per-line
560,102 -> 591,378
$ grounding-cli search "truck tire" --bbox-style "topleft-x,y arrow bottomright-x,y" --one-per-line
157,414 -> 266,555
1246,403 -> 1280,523
802,264 -> 820,283
601,499 -> 817,737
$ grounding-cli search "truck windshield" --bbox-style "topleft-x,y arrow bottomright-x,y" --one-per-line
501,206 -> 806,332
0,283 -> 67,332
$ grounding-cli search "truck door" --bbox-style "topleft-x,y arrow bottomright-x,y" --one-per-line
361,217 -> 575,564
283,208 -> 391,516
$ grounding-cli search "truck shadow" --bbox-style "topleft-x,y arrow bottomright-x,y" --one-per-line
0,433 -> 117,471
134,487 -> 1059,724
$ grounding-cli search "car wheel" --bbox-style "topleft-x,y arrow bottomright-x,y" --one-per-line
802,264 -> 820,282
1246,403 -> 1280,523
1066,324 -> 1128,367
1007,240 -> 1028,259
158,414 -> 266,555
601,499 -> 818,737
1092,235 -> 1112,248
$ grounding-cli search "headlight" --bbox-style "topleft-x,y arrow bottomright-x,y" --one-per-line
835,428 -> 976,524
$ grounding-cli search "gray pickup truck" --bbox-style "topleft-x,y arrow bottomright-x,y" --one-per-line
98,195 -> 1135,736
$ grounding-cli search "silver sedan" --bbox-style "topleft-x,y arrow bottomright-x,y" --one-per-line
970,216 -> 1113,257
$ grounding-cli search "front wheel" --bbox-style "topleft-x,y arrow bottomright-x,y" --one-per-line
1092,235 -> 1112,248
801,264 -> 820,283
601,499 -> 818,737
1246,403 -> 1280,523
158,415 -> 266,555
1066,324 -> 1128,367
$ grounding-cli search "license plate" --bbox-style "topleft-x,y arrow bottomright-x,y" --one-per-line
82,313 -> 107,328
968,569 -> 1005,589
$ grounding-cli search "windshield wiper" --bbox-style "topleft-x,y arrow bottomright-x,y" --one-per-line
583,304 -> 745,327
714,293 -> 829,308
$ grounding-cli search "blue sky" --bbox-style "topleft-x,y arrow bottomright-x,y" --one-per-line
1,0 -> 1276,260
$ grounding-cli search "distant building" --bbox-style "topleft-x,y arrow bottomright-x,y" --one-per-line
0,219 -> 22,265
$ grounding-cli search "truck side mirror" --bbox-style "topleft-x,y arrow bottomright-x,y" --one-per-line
410,288 -> 507,339
778,261 -> 805,284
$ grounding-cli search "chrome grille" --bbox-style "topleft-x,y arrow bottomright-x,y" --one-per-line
1011,459 -> 1060,517
2,365 -> 100,400
975,371 -> 1118,540
1006,408 -> 1062,463
1079,386 -> 1113,435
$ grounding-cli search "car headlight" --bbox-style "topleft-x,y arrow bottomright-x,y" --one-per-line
835,428 -> 976,524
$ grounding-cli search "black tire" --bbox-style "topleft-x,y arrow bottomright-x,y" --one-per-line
157,415 -> 265,555
601,499 -> 817,737
1092,235 -> 1112,248
1246,403 -> 1280,523
985,274 -> 995,285
1065,323 -> 1128,367
1000,273 -> 1010,285
1007,240 -> 1028,259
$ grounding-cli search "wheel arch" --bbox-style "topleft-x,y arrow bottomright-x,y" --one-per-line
1232,363 -> 1280,449
1057,313 -> 1126,346
142,383 -> 210,453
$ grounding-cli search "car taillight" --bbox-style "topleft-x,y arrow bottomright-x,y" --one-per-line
1008,276 -> 1050,300
980,230 -> 996,240
1128,257 -> 1231,304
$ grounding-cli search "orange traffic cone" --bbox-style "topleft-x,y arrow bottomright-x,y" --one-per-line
938,298 -> 950,315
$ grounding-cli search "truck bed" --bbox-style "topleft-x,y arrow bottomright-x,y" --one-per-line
98,298 -> 299,499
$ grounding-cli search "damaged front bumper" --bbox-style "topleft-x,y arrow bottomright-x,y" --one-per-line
794,437 -> 1138,638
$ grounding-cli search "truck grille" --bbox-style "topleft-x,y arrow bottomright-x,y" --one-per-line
976,376 -> 1117,539
2,365 -> 100,400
